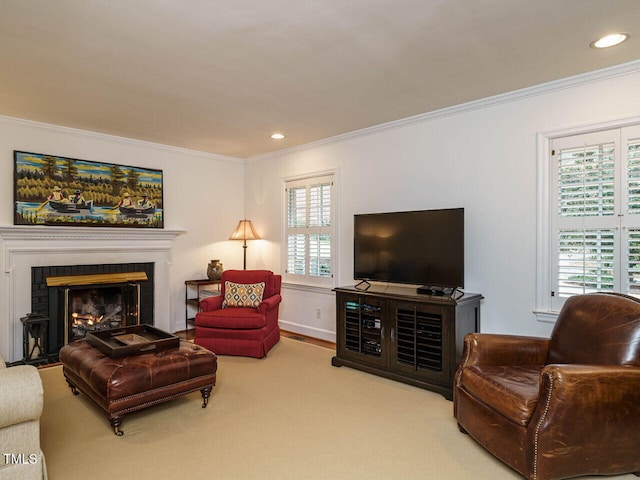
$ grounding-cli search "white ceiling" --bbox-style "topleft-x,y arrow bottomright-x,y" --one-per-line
1,0 -> 638,159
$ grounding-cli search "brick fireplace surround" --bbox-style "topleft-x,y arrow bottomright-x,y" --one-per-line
0,226 -> 182,363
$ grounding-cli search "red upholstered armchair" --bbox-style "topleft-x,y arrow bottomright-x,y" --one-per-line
454,293 -> 640,480
194,270 -> 282,358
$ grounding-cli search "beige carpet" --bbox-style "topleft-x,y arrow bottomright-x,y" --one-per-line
39,338 -> 636,480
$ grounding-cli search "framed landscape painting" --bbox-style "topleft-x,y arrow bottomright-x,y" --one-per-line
14,151 -> 164,228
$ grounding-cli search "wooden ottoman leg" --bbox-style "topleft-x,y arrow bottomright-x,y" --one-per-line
201,386 -> 213,408
110,416 -> 124,436
65,378 -> 79,395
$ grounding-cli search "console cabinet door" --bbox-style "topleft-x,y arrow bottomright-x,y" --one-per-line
336,293 -> 386,368
389,301 -> 452,386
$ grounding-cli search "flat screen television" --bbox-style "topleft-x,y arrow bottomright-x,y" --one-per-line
354,208 -> 464,291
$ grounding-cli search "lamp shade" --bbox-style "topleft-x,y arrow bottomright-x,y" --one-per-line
229,220 -> 260,241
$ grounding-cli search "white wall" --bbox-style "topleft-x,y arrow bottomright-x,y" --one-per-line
244,62 -> 640,341
0,117 -> 246,361
1,61 -> 639,356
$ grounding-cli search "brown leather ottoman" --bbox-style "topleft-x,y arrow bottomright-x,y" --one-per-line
59,339 -> 217,435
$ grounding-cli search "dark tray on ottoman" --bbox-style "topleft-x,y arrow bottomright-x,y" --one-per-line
86,324 -> 180,358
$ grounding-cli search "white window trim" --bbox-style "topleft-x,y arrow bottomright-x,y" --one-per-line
535,115 -> 640,322
281,169 -> 339,289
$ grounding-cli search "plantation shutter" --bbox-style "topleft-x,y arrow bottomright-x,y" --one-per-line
550,125 -> 640,310
284,174 -> 335,286
287,185 -> 307,275
308,182 -> 332,277
624,128 -> 640,295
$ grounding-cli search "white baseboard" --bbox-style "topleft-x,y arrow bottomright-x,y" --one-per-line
279,319 -> 336,343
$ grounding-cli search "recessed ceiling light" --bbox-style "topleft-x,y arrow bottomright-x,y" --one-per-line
590,33 -> 630,49
270,133 -> 285,140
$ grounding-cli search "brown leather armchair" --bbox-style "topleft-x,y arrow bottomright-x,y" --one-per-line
454,292 -> 640,480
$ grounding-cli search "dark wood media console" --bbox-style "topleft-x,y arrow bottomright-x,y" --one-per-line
332,285 -> 482,400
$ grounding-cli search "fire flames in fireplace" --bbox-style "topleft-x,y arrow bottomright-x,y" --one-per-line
70,310 -> 123,337
68,287 -> 129,341
71,311 -> 109,338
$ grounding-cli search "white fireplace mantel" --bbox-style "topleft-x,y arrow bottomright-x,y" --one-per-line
0,225 -> 184,362
0,225 -> 182,243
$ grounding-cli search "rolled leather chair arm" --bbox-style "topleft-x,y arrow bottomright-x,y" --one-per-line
536,364 -> 640,414
258,294 -> 282,314
461,333 -> 550,367
0,365 -> 44,429
527,364 -> 640,476
200,295 -> 224,311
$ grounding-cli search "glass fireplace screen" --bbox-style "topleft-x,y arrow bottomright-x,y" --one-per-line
62,283 -> 141,344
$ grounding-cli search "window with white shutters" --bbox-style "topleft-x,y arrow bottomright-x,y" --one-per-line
626,133 -> 640,296
284,174 -> 335,286
548,124 -> 640,311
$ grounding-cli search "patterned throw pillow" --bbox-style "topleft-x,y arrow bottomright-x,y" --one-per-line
222,281 -> 265,308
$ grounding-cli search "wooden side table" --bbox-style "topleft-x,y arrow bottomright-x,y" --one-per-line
185,279 -> 221,331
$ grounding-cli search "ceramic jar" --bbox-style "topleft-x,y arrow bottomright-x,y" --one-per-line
207,259 -> 223,280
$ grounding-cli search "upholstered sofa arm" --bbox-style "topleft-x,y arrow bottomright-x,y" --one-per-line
0,365 -> 44,429
200,295 -> 224,312
258,294 -> 282,314
460,333 -> 550,367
